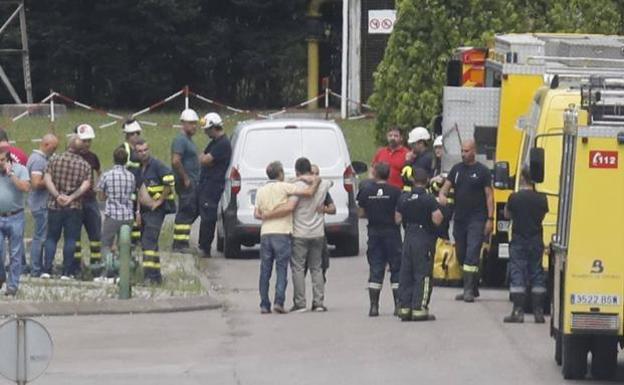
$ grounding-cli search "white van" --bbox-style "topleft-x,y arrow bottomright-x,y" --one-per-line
216,119 -> 361,258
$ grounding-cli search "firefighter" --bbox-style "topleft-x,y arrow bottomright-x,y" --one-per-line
405,126 -> 433,177
396,167 -> 443,321
430,135 -> 452,240
134,138 -> 176,284
73,124 -> 102,274
356,162 -> 402,317
122,119 -> 143,246
439,139 -> 494,303
198,112 -> 232,258
503,167 -> 548,323
171,108 -> 200,252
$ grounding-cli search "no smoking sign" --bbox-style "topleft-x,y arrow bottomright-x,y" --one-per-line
368,10 -> 396,34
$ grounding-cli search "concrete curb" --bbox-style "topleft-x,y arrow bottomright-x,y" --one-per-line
0,296 -> 222,318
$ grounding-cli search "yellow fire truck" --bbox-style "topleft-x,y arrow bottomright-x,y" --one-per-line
533,77 -> 623,380
441,34 -> 624,286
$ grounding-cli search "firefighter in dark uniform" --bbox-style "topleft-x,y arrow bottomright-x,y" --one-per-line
396,167 -> 443,321
439,139 -> 494,303
405,126 -> 433,177
134,138 -> 176,284
122,119 -> 143,246
430,135 -> 452,240
503,167 -> 548,323
198,112 -> 232,258
357,162 -> 402,317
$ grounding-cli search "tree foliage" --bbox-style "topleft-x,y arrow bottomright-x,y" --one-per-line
369,0 -> 623,143
0,0 -> 308,108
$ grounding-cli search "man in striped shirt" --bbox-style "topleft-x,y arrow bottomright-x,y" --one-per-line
96,146 -> 136,273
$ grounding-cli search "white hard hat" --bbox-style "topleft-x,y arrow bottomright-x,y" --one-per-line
122,120 -> 142,134
433,135 -> 443,147
75,124 -> 95,140
180,108 -> 199,122
407,126 -> 430,144
201,112 -> 223,129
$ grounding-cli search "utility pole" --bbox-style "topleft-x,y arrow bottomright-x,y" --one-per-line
0,1 -> 33,104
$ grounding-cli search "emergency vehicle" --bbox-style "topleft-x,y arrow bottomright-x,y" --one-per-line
539,77 -> 624,380
440,34 -> 624,285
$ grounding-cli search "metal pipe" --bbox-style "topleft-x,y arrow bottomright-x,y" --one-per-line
0,3 -> 21,37
118,224 -> 131,299
340,0 -> 348,119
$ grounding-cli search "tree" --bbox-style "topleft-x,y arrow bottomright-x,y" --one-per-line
369,0 -> 622,143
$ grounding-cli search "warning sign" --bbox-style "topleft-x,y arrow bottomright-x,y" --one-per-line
368,10 -> 396,34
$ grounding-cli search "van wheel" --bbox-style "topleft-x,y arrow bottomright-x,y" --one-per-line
590,336 -> 618,380
334,234 -> 359,257
562,335 -> 589,379
223,231 -> 241,259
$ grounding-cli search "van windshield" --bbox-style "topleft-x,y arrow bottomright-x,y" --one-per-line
241,127 -> 342,169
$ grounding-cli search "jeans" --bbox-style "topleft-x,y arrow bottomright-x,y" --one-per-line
30,208 -> 47,277
292,237 -> 325,308
101,216 -> 133,261
44,209 -> 82,276
0,211 -> 25,290
367,227 -> 402,290
259,234 -> 291,309
198,183 -> 223,254
509,235 -> 546,294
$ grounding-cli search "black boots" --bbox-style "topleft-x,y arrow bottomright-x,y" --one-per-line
504,293 -> 525,323
532,292 -> 545,323
368,288 -> 380,317
392,288 -> 399,316
455,272 -> 476,302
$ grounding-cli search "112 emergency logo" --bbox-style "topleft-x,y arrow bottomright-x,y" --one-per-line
589,151 -> 618,169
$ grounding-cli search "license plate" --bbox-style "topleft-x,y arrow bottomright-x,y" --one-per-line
498,243 -> 509,259
497,220 -> 510,232
571,294 -> 621,306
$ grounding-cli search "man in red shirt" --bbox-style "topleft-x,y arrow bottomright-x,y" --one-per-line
371,127 -> 409,189
0,129 -> 27,165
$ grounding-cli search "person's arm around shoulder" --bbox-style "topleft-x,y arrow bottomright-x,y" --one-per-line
290,176 -> 320,198
262,199 -> 297,220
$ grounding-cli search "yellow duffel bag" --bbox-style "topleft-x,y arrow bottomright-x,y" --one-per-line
432,238 -> 462,286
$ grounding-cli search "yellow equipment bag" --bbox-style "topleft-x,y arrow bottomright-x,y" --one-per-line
432,238 -> 462,286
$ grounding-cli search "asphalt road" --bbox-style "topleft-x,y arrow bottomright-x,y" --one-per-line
3,220 -> 623,385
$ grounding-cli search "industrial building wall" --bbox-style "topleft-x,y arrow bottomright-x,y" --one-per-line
360,0 -> 395,103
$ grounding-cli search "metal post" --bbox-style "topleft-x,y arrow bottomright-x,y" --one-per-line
50,92 -> 55,123
184,85 -> 189,109
340,0 -> 348,119
118,224 -> 131,299
18,2 -> 31,103
325,86 -> 329,120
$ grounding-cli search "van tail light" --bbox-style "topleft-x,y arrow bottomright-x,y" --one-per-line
343,165 -> 355,193
230,167 -> 241,195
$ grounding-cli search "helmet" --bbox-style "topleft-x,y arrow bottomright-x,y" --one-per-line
179,108 -> 199,122
122,120 -> 142,134
200,112 -> 223,129
433,135 -> 443,147
407,126 -> 430,144
75,124 -> 95,140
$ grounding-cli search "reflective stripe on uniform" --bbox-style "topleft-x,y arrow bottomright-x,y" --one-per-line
463,264 -> 479,273
142,261 -> 161,269
398,308 -> 411,316
174,224 -> 192,231
391,282 -> 399,290
162,174 -> 174,184
412,309 -> 428,317
147,186 -> 164,193
421,277 -> 430,309
368,282 -> 383,290
510,286 -> 526,294
531,287 -> 547,294
143,250 -> 158,257
173,234 -> 190,241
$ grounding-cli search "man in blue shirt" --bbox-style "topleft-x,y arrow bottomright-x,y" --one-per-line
171,108 -> 200,253
26,134 -> 59,278
198,113 -> 232,258
0,147 -> 30,296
